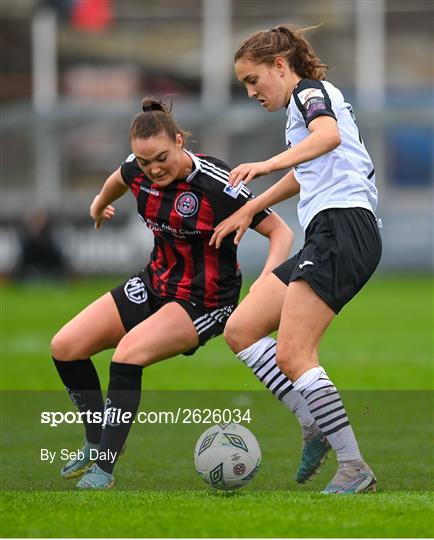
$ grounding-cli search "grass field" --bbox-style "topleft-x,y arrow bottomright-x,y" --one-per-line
1,274 -> 433,537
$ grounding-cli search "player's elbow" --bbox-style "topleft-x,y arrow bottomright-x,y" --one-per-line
273,228 -> 294,257
257,213 -> 292,240
268,215 -> 294,246
327,130 -> 341,151
282,224 -> 294,245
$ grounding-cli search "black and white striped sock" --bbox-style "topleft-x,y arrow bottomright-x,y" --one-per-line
293,366 -> 362,462
237,337 -> 315,428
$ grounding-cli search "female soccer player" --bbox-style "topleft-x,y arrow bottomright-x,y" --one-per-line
50,97 -> 293,489
210,25 -> 382,494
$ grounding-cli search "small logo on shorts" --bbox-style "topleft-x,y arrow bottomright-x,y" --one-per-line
124,277 -> 148,304
299,260 -> 314,269
175,192 -> 199,217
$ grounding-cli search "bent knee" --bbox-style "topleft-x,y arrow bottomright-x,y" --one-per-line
223,320 -> 241,352
223,319 -> 254,354
51,330 -> 92,361
276,343 -> 318,382
51,332 -> 75,361
223,317 -> 256,354
275,349 -> 301,382
113,335 -> 157,366
113,339 -> 141,365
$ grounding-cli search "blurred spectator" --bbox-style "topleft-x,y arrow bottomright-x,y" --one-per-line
14,210 -> 70,281
43,0 -> 114,32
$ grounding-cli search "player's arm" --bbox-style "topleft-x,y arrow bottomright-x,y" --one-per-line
229,116 -> 341,186
210,170 -> 300,248
90,168 -> 129,229
266,116 -> 340,172
251,212 -> 294,283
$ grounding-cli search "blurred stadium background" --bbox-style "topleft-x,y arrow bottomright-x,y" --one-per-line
1,0 -> 433,278
1,5 -> 433,537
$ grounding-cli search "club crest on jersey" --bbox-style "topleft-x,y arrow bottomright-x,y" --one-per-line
175,192 -> 199,217
124,277 -> 148,304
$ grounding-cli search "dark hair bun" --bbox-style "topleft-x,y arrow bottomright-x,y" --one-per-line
130,97 -> 190,143
142,101 -> 164,113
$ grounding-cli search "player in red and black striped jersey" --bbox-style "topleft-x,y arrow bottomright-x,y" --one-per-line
50,97 -> 294,488
120,150 -> 268,310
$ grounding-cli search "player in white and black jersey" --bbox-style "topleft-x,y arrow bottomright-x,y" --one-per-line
210,25 -> 382,494
50,97 -> 293,488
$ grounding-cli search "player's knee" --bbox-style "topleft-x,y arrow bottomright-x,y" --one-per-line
276,342 -> 317,382
51,331 -> 73,360
223,318 -> 241,352
275,343 -> 299,382
223,316 -> 254,354
113,337 -> 146,366
51,327 -> 94,361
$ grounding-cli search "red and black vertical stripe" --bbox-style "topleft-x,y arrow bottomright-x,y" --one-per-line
142,182 -> 165,294
195,196 -> 219,308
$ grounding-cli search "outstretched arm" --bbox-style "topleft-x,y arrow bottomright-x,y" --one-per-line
229,116 -> 341,186
210,170 -> 300,249
90,168 -> 129,229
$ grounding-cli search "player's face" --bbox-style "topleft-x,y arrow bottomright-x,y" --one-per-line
131,132 -> 188,187
235,57 -> 290,111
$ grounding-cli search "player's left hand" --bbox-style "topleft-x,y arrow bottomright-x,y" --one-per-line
90,195 -> 116,229
229,161 -> 271,187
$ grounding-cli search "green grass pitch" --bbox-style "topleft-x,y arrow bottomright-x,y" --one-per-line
1,274 -> 433,537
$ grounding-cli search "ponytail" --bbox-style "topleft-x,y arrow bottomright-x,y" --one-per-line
234,24 -> 328,80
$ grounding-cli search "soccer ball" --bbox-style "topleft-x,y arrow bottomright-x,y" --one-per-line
194,423 -> 261,491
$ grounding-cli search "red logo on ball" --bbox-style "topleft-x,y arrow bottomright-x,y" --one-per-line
233,463 -> 246,476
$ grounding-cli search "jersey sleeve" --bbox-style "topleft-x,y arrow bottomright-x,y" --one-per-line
120,153 -> 142,187
293,79 -> 337,127
207,176 -> 272,229
220,182 -> 272,229
196,155 -> 272,228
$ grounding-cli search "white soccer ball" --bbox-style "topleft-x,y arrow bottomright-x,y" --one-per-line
194,423 -> 261,491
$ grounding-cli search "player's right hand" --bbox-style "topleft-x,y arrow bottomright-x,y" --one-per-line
209,205 -> 254,249
90,195 -> 116,229
228,160 -> 271,187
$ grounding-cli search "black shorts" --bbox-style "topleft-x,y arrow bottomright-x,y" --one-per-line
110,273 -> 235,356
272,207 -> 382,313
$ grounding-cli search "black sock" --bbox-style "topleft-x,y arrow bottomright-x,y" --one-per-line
53,357 -> 104,444
97,361 -> 143,474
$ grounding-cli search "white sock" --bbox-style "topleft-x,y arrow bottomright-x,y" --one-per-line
293,366 -> 362,462
237,337 -> 315,428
